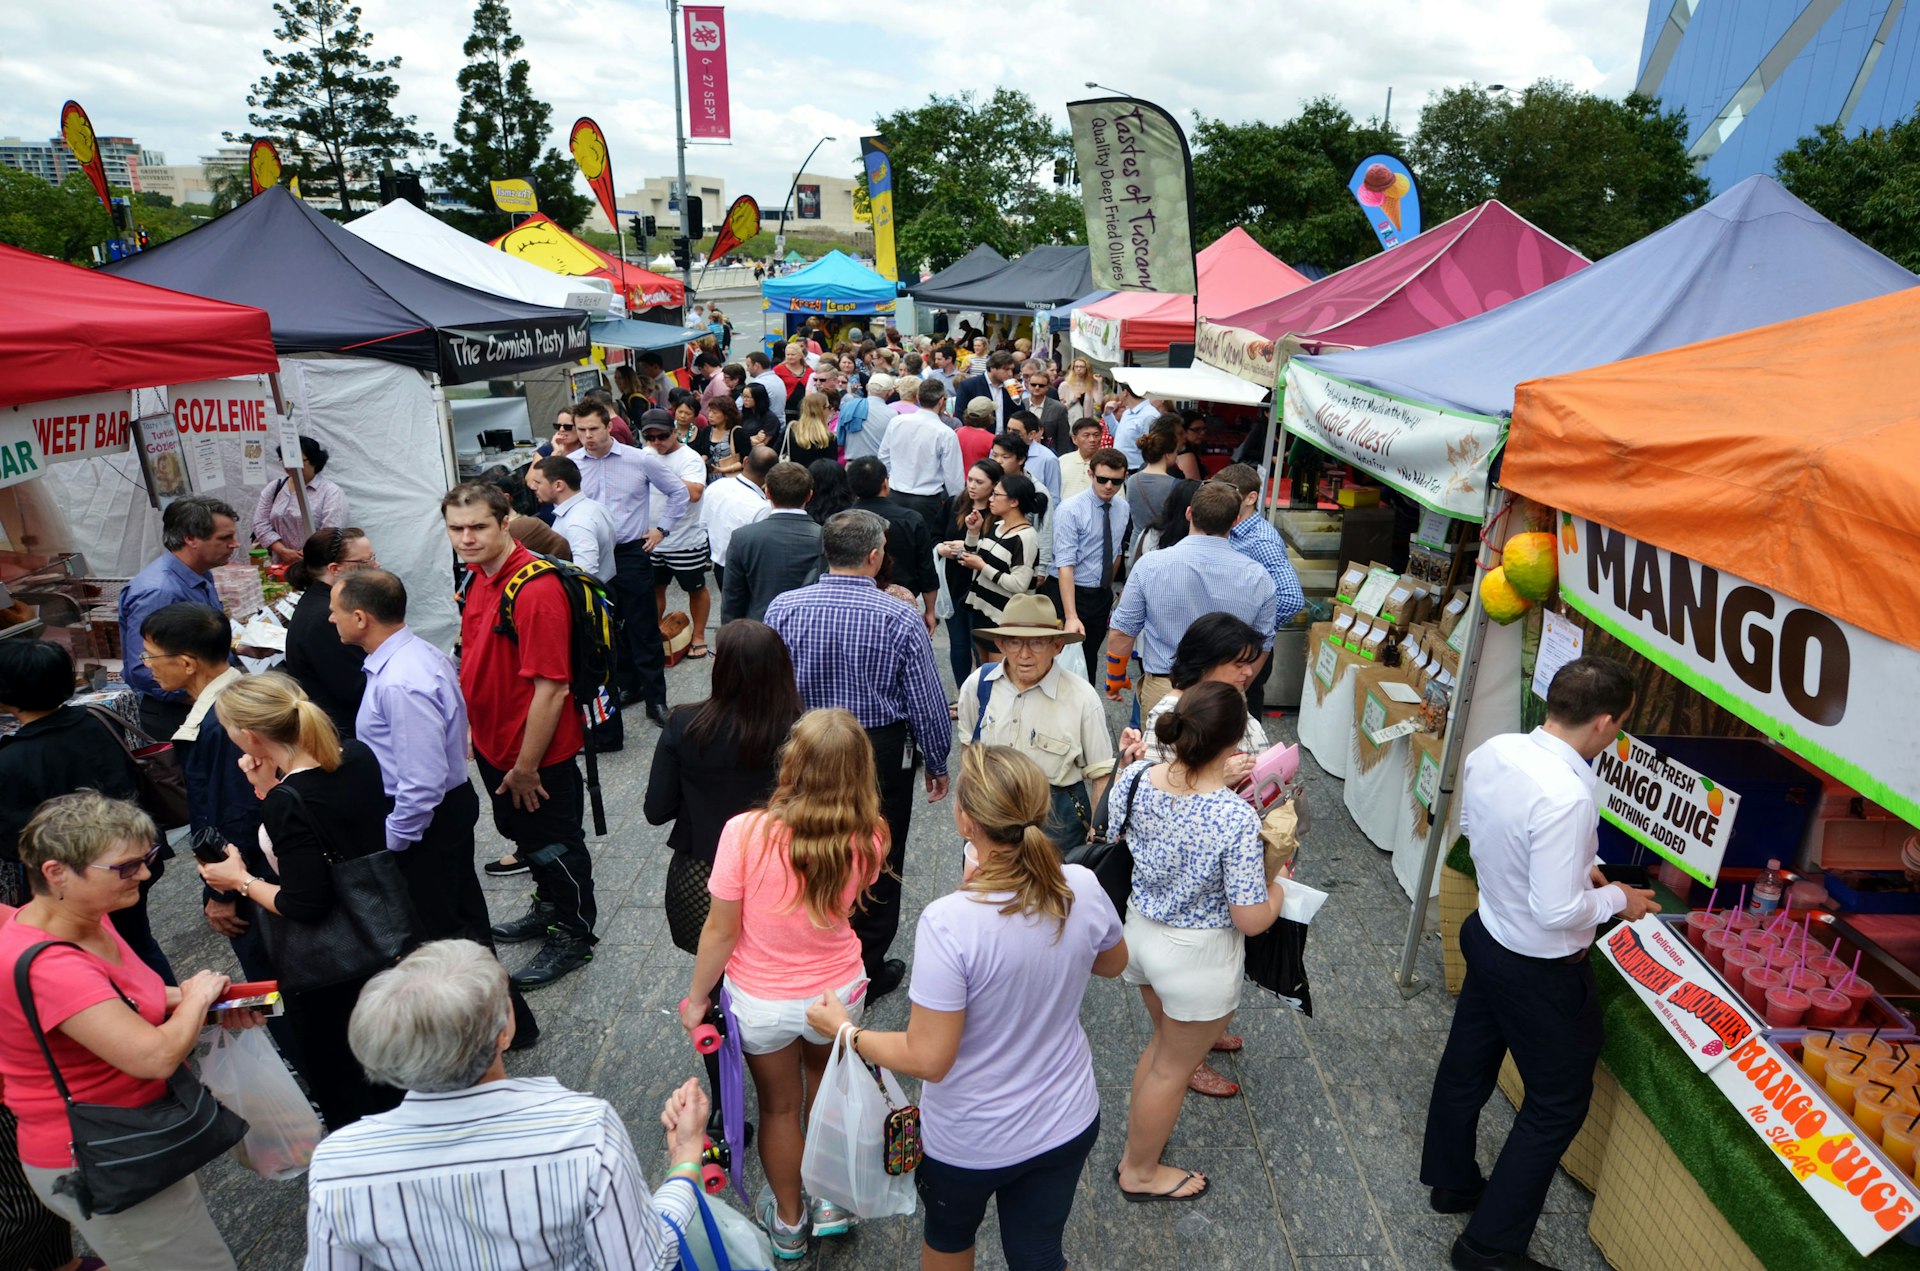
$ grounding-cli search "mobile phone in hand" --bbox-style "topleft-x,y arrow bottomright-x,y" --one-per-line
188,826 -> 230,865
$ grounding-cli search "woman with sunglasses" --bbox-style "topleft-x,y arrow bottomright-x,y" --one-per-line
282,526 -> 377,740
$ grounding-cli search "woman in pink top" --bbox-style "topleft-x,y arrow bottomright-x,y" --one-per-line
681,708 -> 887,1256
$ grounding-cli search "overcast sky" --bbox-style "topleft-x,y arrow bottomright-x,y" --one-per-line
0,1 -> 1648,203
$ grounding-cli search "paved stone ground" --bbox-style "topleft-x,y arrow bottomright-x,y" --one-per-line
145,640 -> 1612,1270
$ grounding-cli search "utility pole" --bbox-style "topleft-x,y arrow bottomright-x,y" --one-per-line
667,0 -> 694,304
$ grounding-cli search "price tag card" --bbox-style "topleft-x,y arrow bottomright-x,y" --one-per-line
1352,569 -> 1398,617
1313,638 -> 1338,688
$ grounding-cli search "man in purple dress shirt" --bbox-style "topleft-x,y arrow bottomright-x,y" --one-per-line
330,568 -> 538,1045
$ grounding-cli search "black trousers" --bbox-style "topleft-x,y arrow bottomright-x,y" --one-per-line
852,720 -> 917,970
1421,911 -> 1604,1255
393,780 -> 538,1038
891,490 -> 950,547
609,539 -> 667,709
285,974 -> 405,1130
474,755 -> 598,943
1072,585 -> 1113,681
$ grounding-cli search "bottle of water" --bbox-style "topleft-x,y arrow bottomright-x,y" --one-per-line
1750,859 -> 1785,917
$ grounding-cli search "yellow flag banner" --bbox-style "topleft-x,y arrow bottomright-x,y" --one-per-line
59,101 -> 111,217
569,118 -> 620,236
707,195 -> 760,263
249,139 -> 282,197
860,136 -> 897,281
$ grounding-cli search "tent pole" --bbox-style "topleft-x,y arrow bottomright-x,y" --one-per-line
1396,482 -> 1503,994
430,374 -> 459,490
1258,370 -> 1286,517
267,371 -> 315,540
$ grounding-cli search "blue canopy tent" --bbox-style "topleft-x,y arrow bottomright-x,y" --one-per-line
1046,289 -> 1117,334
907,244 -> 1007,306
760,250 -> 898,336
589,317 -> 709,351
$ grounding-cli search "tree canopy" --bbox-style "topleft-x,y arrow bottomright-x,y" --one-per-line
1776,117 -> 1920,271
228,0 -> 433,213
430,0 -> 590,236
0,171 -> 209,263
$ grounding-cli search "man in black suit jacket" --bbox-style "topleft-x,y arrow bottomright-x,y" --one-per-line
721,461 -> 826,622
846,456 -> 940,634
1019,359 -> 1073,455
951,349 -> 1018,429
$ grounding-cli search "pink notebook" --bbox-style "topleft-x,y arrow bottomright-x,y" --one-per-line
1243,742 -> 1300,811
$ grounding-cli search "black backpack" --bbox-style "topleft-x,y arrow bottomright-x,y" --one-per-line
457,554 -> 618,834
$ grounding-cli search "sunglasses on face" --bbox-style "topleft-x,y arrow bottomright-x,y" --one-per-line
1092,474 -> 1125,486
89,844 -> 162,880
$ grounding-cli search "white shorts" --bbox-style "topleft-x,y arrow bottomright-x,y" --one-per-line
1121,907 -> 1244,1022
725,973 -> 868,1055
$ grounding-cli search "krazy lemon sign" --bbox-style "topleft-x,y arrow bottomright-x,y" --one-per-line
490,179 -> 538,214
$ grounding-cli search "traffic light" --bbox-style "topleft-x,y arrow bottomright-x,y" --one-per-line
629,215 -> 646,242
136,227 -> 151,249
671,236 -> 692,270
642,215 -> 657,239
686,196 -> 704,240
109,198 -> 129,231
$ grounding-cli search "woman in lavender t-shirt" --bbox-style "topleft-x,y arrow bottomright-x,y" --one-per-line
809,744 -> 1126,1271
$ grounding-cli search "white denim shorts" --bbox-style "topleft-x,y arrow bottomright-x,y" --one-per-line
1120,906 -> 1245,1022
725,973 -> 868,1055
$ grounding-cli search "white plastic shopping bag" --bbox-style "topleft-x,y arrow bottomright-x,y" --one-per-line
199,1026 -> 322,1180
662,1176 -> 775,1271
800,1024 -> 917,1219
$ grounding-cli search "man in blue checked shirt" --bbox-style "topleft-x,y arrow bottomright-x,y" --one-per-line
1213,464 -> 1306,716
765,509 -> 951,1002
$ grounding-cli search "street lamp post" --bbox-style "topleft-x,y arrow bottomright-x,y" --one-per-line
1083,80 -> 1129,97
774,135 -> 836,259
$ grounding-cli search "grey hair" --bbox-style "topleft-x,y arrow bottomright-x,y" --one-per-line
822,509 -> 887,570
347,940 -> 510,1092
160,495 -> 238,552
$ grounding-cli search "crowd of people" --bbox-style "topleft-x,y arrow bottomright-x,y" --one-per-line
0,318 -> 1635,1271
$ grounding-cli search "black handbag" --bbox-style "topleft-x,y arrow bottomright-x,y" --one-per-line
1063,765 -> 1141,916
13,942 -> 247,1218
83,705 -> 190,831
258,783 -> 420,994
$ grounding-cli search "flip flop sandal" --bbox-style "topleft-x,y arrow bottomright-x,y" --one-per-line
1188,1062 -> 1240,1098
1117,1168 -> 1210,1204
1210,1034 -> 1245,1053
687,644 -> 711,659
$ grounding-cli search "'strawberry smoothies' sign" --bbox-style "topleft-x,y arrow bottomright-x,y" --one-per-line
1593,730 -> 1740,886
1596,917 -> 1755,1072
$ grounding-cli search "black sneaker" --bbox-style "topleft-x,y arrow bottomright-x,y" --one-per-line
484,855 -> 529,877
511,935 -> 594,990
865,958 -> 906,1002
491,901 -> 558,944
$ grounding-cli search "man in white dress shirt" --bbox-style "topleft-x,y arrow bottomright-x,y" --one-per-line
880,378 -> 966,543
1421,657 -> 1658,1271
526,455 -> 615,579
702,445 -> 775,589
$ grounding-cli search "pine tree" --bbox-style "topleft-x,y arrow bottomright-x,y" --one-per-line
431,0 -> 592,235
227,0 -> 433,213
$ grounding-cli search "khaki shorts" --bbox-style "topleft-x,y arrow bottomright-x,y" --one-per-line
1139,674 -> 1174,716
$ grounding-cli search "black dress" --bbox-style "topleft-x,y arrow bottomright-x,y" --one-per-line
282,584 -> 366,739
644,708 -> 781,953
260,741 -> 402,1129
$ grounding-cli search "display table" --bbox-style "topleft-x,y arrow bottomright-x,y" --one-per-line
1295,638 -> 1357,778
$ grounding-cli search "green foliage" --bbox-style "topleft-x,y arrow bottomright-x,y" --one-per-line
1776,118 -> 1920,271
1190,97 -> 1403,271
228,0 -> 433,213
1408,81 -> 1707,259
430,0 -> 590,237
865,89 -> 1085,273
0,169 -> 110,262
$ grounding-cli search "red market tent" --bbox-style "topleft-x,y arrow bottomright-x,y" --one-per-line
1,243 -> 278,410
490,214 -> 685,311
1079,228 -> 1310,351
1217,202 -> 1586,354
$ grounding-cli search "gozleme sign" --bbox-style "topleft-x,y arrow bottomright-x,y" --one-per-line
1558,516 -> 1920,829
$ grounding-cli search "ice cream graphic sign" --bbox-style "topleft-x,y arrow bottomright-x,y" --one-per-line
1348,155 -> 1421,250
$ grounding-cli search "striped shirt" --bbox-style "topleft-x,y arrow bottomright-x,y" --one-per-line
1228,514 -> 1307,633
303,1076 -> 696,1270
964,524 -> 1039,624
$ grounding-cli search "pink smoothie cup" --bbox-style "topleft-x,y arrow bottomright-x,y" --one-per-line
1703,928 -> 1741,973
1684,911 -> 1718,952
1765,985 -> 1810,1028
1787,967 -> 1826,994
1743,965 -> 1786,1013
1806,953 -> 1848,982
1726,911 -> 1758,935
1766,945 -> 1800,972
1839,976 -> 1877,1026
1722,948 -> 1765,988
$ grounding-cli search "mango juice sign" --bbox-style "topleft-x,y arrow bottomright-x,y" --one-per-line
1594,732 -> 1740,885
1558,517 -> 1920,831
1597,917 -> 1755,1073
0,391 -> 134,487
1710,1035 -> 1920,1254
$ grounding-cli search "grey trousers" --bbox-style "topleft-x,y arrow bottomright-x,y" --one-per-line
24,1164 -> 234,1271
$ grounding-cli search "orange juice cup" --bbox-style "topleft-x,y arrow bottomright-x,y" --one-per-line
1856,1083 -> 1901,1141
1884,1115 -> 1920,1178
1826,1055 -> 1872,1114
1800,1033 -> 1835,1083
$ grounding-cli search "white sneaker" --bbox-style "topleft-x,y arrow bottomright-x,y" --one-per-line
810,1195 -> 858,1238
756,1185 -> 810,1261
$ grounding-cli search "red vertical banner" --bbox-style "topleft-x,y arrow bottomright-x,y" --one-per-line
59,101 -> 112,217
683,7 -> 731,140
569,117 -> 620,234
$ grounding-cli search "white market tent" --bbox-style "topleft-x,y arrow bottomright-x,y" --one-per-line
345,200 -> 617,317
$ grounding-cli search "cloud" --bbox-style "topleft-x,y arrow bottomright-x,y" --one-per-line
0,0 -> 1644,203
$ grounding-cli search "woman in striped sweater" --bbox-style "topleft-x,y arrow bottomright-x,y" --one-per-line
951,472 -> 1044,662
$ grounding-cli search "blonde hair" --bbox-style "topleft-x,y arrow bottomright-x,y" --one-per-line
214,671 -> 343,771
790,391 -> 834,450
956,745 -> 1073,933
761,709 -> 888,928
19,792 -> 155,895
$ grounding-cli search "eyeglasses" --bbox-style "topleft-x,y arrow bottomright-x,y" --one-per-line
1092,475 -> 1125,486
997,636 -> 1059,651
88,844 -> 162,880
136,650 -> 182,664
642,431 -> 673,441
553,422 -> 577,431
1026,379 -> 1049,387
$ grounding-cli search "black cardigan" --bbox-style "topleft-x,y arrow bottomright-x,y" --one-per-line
259,741 -> 391,923
282,584 -> 367,739
644,707 -> 780,864
0,707 -> 141,862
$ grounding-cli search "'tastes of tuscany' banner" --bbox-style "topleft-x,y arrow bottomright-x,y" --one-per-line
1067,98 -> 1196,295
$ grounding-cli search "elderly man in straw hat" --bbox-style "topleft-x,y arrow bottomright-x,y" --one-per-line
956,593 -> 1116,849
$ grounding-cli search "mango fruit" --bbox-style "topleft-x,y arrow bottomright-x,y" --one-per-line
1503,531 -> 1559,602
1480,567 -> 1532,625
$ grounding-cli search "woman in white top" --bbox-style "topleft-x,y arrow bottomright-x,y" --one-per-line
1059,358 -> 1103,424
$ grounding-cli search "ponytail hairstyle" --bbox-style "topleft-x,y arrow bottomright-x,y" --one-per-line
213,670 -> 343,772
287,526 -> 367,591
1152,679 -> 1248,775
956,744 -> 1073,934
763,708 -> 889,928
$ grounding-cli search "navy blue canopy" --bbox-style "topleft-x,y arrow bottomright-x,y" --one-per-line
907,244 -> 1006,303
912,245 -> 1094,314
105,188 -> 591,384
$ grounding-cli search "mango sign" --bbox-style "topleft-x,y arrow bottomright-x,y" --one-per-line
170,380 -> 275,437
1593,731 -> 1740,885
0,392 -> 134,490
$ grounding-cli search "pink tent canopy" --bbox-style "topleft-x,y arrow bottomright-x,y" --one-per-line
1217,202 -> 1587,354
1081,227 -> 1310,350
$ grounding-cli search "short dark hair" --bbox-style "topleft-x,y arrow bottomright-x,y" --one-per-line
1212,463 -> 1260,502
722,362 -> 746,384
0,640 -> 75,712
140,601 -> 230,665
991,433 -> 1029,464
572,398 -> 610,424
440,482 -> 511,523
334,568 -> 408,626
1546,657 -> 1636,727
1152,680 -> 1249,770
1188,482 -> 1241,536
985,350 -> 1016,372
743,445 -> 778,480
997,471 -> 1042,518
298,435 -> 329,473
765,461 -> 812,509
1006,409 -> 1039,436
845,455 -> 887,500
1169,613 -> 1263,690
916,379 -> 946,410
1072,417 -> 1104,435
160,495 -> 238,552
637,352 -> 664,371
823,509 -> 887,569
532,455 -> 581,490
1089,447 -> 1127,474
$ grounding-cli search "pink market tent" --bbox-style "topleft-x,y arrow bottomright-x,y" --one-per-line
1217,202 -> 1586,354
1078,228 -> 1310,352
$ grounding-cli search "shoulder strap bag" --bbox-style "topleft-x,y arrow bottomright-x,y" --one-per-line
258,782 -> 420,995
13,941 -> 247,1218
1062,764 -> 1142,915
83,705 -> 190,831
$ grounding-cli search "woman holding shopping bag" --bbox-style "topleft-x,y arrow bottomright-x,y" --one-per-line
807,745 -> 1127,1271
680,708 -> 887,1259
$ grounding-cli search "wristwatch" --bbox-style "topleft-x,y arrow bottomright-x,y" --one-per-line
239,876 -> 257,899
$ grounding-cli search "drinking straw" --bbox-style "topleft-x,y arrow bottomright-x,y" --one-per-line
1850,948 -> 1866,988
1910,1090 -> 1919,1134
1872,1080 -> 1896,1098
1737,885 -> 1748,918
1896,1047 -> 1913,1077
1707,888 -> 1718,918
1848,1047 -> 1869,1073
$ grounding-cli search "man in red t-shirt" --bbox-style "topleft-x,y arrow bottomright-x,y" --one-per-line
444,483 -> 597,989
